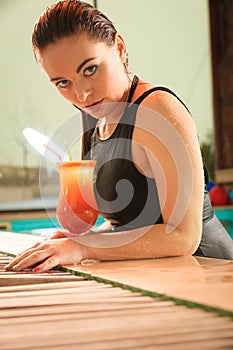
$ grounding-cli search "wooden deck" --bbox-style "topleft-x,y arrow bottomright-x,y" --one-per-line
0,232 -> 233,349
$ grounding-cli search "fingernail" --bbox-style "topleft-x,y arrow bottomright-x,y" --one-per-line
5,264 -> 10,271
33,267 -> 40,273
13,265 -> 20,272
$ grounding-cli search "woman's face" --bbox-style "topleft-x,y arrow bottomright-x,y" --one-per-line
36,33 -> 129,117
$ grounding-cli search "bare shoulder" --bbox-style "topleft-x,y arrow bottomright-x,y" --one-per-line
134,82 -> 198,142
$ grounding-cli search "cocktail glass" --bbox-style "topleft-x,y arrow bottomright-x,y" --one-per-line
56,160 -> 98,234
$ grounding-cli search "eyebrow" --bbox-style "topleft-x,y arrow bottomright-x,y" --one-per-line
50,57 -> 96,82
76,57 -> 96,73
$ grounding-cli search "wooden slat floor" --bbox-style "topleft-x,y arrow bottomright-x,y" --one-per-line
1,253 -> 233,350
68,255 -> 233,313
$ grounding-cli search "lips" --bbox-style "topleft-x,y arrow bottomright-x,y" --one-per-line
85,99 -> 104,109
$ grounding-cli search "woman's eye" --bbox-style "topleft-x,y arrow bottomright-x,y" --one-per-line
56,80 -> 70,88
84,65 -> 97,77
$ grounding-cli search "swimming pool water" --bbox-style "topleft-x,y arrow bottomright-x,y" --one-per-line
0,216 -> 105,236
1,211 -> 232,239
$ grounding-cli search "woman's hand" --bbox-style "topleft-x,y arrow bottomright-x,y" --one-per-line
44,230 -> 70,240
5,234 -> 85,273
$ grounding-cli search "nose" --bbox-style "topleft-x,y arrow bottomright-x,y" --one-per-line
73,83 -> 91,104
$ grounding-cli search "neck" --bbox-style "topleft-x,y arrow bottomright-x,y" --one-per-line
96,76 -> 136,139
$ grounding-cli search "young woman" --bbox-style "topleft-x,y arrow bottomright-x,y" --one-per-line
6,0 -> 233,273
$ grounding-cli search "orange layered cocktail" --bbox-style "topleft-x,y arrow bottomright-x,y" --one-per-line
56,161 -> 98,234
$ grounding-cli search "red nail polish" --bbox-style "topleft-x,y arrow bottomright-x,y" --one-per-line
33,267 -> 40,273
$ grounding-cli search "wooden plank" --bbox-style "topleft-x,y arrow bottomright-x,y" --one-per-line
0,308 -> 232,349
215,168 -> 233,184
0,252 -> 233,349
0,273 -> 83,286
0,231 -> 43,255
24,338 -> 233,350
64,256 -> 233,312
1,232 -> 233,312
0,210 -> 56,221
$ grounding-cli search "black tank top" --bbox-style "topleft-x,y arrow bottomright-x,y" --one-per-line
90,76 -> 208,230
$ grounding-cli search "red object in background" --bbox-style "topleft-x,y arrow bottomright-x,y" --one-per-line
209,185 -> 229,206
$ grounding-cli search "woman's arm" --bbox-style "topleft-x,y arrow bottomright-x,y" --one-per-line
132,89 -> 204,250
5,221 -> 198,273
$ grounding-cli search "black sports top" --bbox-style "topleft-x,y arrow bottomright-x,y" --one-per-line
90,76 -> 208,230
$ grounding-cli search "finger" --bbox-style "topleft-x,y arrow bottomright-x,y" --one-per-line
5,242 -> 54,271
45,231 -> 68,240
11,248 -> 54,272
33,255 -> 60,273
5,242 -> 43,271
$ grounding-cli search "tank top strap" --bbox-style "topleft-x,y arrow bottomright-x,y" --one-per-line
132,86 -> 191,114
127,75 -> 139,103
131,85 -> 209,188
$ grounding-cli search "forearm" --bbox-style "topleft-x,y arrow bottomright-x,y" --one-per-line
73,223 -> 199,261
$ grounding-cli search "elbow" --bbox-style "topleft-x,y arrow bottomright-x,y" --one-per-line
183,240 -> 200,256
180,222 -> 202,257
168,218 -> 202,257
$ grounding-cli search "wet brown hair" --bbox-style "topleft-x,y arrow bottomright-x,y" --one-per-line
32,0 -> 117,52
32,1 -> 119,159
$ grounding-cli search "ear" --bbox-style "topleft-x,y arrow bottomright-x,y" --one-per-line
114,33 -> 127,63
